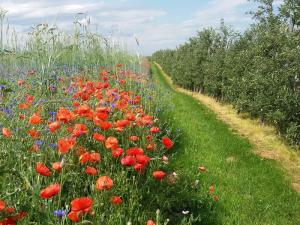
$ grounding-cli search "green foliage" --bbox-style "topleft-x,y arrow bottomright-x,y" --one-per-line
152,1 -> 300,147
151,64 -> 300,225
280,0 -> 300,30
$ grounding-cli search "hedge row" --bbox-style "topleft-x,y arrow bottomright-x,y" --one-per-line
152,1 -> 300,147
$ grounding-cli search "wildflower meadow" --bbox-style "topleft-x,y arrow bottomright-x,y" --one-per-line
1,1 -> 300,224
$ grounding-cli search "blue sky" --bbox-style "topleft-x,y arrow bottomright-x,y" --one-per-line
0,0 -> 283,55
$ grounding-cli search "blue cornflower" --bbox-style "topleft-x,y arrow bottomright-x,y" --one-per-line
1,108 -> 13,115
49,111 -> 56,116
35,140 -> 44,146
53,209 -> 67,218
49,143 -> 58,149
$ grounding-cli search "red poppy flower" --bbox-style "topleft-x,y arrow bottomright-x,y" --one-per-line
5,207 -> 14,213
73,101 -> 80,107
19,103 -> 29,109
70,197 -> 93,213
115,119 -> 130,128
48,121 -> 60,133
77,105 -> 91,115
0,200 -> 5,211
17,80 -> 25,86
133,96 -> 141,104
85,166 -> 97,175
105,137 -> 118,149
29,113 -> 41,125
67,126 -> 74,133
150,126 -> 160,133
129,135 -> 139,141
126,147 -> 144,156
95,106 -> 109,113
1,211 -> 27,224
112,148 -> 124,158
147,220 -> 156,225
139,114 -> 153,125
125,113 -> 135,121
162,137 -> 173,149
35,162 -> 51,177
25,94 -> 34,103
95,176 -> 113,190
52,162 -> 62,171
99,121 -> 112,130
93,133 -> 105,142
110,196 -> 122,205
39,183 -> 61,199
72,124 -> 88,137
79,152 -> 91,164
90,153 -> 101,163
27,129 -> 39,139
68,197 -> 93,221
56,107 -> 75,123
68,211 -> 80,222
58,137 -> 76,154
120,155 -> 135,166
136,155 -> 151,165
2,128 -> 12,138
153,171 -> 166,180
94,112 -> 109,121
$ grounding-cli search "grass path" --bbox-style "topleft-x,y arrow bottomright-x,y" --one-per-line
154,63 -> 300,193
151,63 -> 300,225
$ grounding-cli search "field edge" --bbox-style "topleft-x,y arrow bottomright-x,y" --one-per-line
153,62 -> 300,193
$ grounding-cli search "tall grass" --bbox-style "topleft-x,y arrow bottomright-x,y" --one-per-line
0,10 -> 139,79
0,11 -> 214,224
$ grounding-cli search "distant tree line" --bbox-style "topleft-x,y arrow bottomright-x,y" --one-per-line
152,0 -> 300,147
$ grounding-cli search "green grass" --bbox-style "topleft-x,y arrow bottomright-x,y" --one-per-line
151,63 -> 300,225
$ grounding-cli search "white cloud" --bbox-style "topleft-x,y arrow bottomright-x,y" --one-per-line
0,1 -> 106,18
97,9 -> 166,30
194,0 -> 252,27
129,0 -> 254,54
100,0 -> 256,55
1,0 -> 281,55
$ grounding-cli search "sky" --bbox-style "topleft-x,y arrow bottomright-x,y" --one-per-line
0,0 -> 283,55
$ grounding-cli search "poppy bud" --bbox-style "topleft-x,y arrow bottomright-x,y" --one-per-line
152,170 -> 166,180
110,196 -> 122,205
